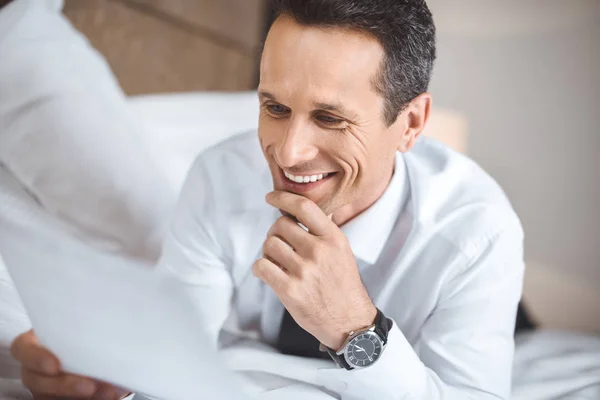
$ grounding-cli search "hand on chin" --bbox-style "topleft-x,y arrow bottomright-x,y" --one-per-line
253,190 -> 376,350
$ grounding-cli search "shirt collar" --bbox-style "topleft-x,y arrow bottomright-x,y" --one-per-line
341,153 -> 408,265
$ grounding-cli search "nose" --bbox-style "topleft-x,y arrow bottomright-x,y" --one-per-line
275,118 -> 318,168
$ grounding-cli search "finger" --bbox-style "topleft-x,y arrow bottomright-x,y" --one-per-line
21,369 -> 97,398
11,330 -> 60,376
252,257 -> 290,294
93,383 -> 130,400
267,216 -> 312,253
262,235 -> 303,274
32,395 -> 56,400
266,191 -> 333,236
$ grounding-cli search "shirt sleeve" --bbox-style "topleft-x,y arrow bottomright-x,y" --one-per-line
156,156 -> 234,348
317,224 -> 525,400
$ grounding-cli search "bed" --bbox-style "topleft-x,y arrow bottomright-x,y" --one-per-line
1,91 -> 599,399
1,1 -> 599,398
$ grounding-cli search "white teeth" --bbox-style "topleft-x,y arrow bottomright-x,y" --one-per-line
284,171 -> 331,184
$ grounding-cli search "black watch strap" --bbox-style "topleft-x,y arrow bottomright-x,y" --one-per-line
373,307 -> 393,345
325,308 -> 393,370
326,347 -> 352,370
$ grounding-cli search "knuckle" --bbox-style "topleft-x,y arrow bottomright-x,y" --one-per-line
330,234 -> 346,248
94,386 -> 122,400
253,257 -> 276,279
266,225 -> 274,237
57,379 -> 77,397
20,370 -> 47,394
268,218 -> 282,236
262,236 -> 279,254
272,275 -> 289,294
304,262 -> 319,278
63,375 -> 95,397
266,235 -> 279,248
56,380 -> 73,396
295,263 -> 307,279
10,332 -> 28,360
275,216 -> 288,230
301,263 -> 319,282
252,259 -> 266,277
308,241 -> 325,259
285,283 -> 302,302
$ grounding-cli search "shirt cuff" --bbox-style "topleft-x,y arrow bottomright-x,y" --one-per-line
316,320 -> 427,399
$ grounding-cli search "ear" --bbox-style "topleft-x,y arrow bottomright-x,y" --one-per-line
396,93 -> 432,152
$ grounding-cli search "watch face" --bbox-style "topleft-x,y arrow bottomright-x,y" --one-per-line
344,331 -> 383,369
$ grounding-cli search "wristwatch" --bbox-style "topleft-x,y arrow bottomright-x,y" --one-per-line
320,308 -> 393,370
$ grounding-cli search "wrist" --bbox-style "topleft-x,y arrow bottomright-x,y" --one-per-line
322,305 -> 378,351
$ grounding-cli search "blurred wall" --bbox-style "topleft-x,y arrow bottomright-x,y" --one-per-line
63,0 -> 266,94
428,0 -> 600,328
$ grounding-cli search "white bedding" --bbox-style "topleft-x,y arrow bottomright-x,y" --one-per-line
512,331 -> 600,400
2,329 -> 600,400
2,89 -> 599,399
1,84 -> 598,399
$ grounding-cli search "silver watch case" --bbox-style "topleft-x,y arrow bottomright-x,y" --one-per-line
339,325 -> 385,369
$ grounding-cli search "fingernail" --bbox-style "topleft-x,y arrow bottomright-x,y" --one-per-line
41,358 -> 56,374
115,389 -> 131,399
76,380 -> 96,396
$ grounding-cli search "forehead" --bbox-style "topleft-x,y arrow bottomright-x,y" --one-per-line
260,15 -> 385,108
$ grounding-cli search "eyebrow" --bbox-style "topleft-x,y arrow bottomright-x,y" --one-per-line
258,90 -> 277,101
258,91 -> 358,120
313,102 -> 348,115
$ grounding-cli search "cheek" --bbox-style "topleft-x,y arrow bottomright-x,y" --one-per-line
258,115 -> 279,153
331,129 -> 370,187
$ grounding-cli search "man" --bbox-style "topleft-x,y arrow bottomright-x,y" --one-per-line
11,0 -> 525,399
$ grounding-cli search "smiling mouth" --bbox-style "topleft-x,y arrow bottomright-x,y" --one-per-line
283,171 -> 332,184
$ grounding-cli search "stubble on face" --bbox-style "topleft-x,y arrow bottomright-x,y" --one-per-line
258,16 -> 405,225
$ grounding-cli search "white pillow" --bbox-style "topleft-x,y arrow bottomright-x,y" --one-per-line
129,91 -> 259,192
0,0 -> 175,262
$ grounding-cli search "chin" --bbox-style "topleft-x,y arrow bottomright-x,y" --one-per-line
314,197 -> 337,215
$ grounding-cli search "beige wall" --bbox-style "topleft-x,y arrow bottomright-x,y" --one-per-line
63,0 -> 267,94
428,0 -> 600,332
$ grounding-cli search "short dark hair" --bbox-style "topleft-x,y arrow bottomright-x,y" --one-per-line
269,0 -> 436,126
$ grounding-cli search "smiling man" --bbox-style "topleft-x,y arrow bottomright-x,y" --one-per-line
11,0 -> 525,399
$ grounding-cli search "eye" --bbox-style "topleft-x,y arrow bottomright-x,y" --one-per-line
316,114 -> 346,127
265,103 -> 289,117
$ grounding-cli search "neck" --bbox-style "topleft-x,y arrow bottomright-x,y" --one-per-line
331,160 -> 395,227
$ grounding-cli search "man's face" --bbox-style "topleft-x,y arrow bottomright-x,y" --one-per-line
258,16 -> 408,218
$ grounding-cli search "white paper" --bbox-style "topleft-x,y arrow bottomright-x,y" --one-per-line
0,166 -> 245,400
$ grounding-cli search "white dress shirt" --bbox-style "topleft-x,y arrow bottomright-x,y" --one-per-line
158,130 -> 524,400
